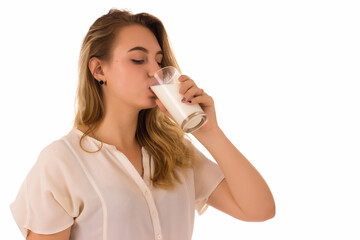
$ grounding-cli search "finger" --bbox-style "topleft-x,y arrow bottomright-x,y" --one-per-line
178,75 -> 191,82
185,93 -> 213,106
179,79 -> 196,95
181,86 -> 201,102
198,88 -> 204,96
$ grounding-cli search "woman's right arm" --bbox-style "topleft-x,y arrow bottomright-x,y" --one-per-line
27,227 -> 71,240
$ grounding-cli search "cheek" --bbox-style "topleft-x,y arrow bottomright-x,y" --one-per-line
109,63 -> 145,97
108,62 -> 132,85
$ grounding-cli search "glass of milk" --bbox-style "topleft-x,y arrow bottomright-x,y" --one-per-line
151,66 -> 207,133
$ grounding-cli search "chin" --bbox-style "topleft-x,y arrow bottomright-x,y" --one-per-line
139,99 -> 158,110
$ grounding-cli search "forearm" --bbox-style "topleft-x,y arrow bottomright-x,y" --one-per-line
193,127 -> 275,218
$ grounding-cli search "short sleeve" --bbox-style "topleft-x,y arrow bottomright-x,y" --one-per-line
10,140 -> 78,237
187,140 -> 225,216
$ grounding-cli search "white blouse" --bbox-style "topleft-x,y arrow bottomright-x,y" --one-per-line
10,128 -> 225,240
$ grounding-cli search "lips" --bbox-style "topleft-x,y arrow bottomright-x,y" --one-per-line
149,88 -> 155,95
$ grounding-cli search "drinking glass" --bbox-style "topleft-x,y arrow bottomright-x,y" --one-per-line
151,66 -> 207,133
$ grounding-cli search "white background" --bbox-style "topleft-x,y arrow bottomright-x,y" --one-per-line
1,0 -> 359,239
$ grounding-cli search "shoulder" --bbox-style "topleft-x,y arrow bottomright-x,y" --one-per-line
40,139 -> 70,157
24,132 -> 85,190
182,137 -> 203,163
183,137 -> 198,153
35,132 -> 79,173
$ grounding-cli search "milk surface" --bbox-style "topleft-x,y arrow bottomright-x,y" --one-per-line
151,83 -> 204,127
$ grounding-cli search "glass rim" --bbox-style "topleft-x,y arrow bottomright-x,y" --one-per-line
153,66 -> 180,85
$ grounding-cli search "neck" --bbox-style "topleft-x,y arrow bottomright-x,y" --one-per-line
84,102 -> 141,152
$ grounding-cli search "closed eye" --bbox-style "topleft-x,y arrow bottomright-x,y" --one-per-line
131,59 -> 162,67
131,59 -> 144,64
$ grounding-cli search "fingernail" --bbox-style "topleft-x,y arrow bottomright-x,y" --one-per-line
181,97 -> 186,102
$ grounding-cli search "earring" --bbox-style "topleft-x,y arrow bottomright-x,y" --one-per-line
99,80 -> 104,85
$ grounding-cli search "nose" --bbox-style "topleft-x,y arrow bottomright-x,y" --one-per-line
148,63 -> 162,87
148,62 -> 162,78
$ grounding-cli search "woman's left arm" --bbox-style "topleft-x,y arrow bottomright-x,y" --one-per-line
193,127 -> 276,221
177,75 -> 276,221
155,75 -> 276,221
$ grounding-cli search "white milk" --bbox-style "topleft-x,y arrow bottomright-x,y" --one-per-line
151,83 -> 205,130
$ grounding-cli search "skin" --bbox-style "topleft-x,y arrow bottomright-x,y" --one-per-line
27,24 -> 275,239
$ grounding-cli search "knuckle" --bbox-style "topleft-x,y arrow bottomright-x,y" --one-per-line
184,93 -> 191,100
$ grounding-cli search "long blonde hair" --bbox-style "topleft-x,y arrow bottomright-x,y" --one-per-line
74,8 -> 199,189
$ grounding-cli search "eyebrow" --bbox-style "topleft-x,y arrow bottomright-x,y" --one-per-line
127,46 -> 163,55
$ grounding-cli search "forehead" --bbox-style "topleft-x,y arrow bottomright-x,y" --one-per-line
114,24 -> 161,53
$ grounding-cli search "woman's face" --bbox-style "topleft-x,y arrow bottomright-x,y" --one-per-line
101,24 -> 163,110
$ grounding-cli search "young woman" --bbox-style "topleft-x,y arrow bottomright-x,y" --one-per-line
10,8 -> 275,240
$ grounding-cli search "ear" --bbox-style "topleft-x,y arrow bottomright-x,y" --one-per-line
89,57 -> 105,82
